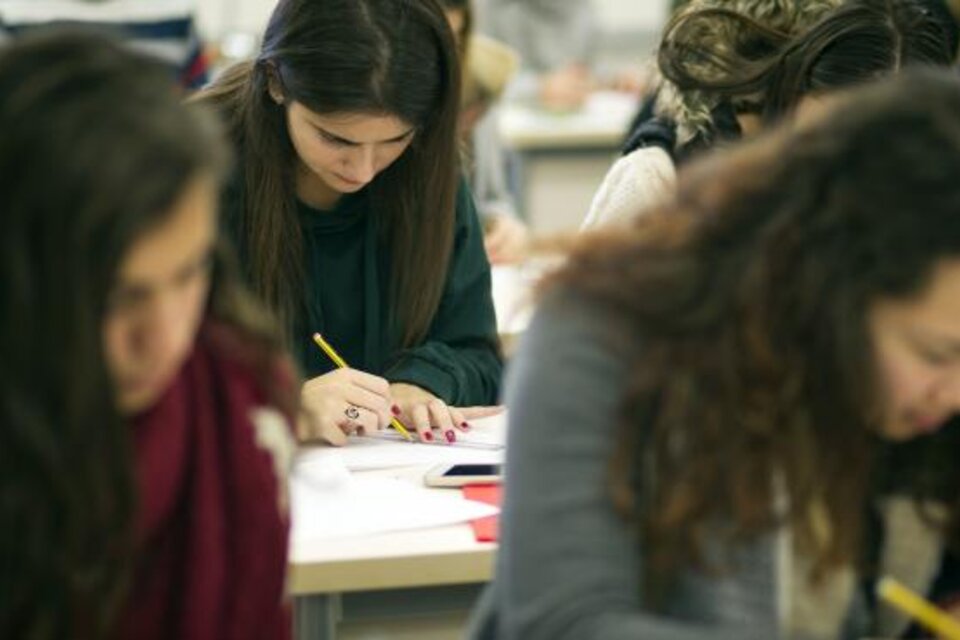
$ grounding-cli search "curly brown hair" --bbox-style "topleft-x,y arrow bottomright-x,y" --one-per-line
550,69 -> 960,592
656,0 -> 953,150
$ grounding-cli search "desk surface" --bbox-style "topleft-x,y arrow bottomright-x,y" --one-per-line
289,465 -> 496,595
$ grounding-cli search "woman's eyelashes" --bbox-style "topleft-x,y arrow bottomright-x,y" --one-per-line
316,127 -> 415,147
318,129 -> 353,147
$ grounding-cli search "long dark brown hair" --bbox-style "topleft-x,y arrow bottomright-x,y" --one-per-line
551,70 -> 960,592
195,0 -> 461,348
0,32 -> 280,638
657,0 -> 953,147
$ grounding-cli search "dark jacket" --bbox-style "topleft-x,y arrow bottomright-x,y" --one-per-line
222,175 -> 502,406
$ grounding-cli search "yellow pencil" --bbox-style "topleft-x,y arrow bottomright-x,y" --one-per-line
312,333 -> 415,442
877,577 -> 960,640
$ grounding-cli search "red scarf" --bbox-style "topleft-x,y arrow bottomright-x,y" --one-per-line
116,323 -> 294,640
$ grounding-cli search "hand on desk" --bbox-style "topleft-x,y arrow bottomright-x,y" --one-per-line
298,369 -> 394,446
484,214 -> 530,265
390,382 -> 504,444
539,64 -> 593,112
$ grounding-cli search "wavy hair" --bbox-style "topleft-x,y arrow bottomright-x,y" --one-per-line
551,69 -> 960,591
656,0 -> 952,150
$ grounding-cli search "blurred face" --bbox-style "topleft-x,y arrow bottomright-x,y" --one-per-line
103,176 -> 217,415
284,103 -> 415,209
735,95 -> 835,137
870,259 -> 960,440
734,112 -> 762,137
793,94 -> 837,129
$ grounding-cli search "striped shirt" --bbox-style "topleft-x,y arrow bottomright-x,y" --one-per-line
0,0 -> 208,88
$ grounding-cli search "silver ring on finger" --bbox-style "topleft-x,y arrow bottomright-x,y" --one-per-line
345,404 -> 360,420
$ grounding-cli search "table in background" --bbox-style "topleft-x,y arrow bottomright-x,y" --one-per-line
499,91 -> 639,234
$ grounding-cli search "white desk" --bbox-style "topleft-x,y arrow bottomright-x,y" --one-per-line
290,465 -> 497,639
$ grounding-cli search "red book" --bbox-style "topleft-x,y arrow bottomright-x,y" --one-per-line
463,484 -> 502,542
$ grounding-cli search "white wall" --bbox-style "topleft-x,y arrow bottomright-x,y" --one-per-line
594,0 -> 668,33
196,0 -> 276,39
196,0 -> 670,41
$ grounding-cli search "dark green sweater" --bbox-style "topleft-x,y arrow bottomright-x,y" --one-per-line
223,178 -> 502,406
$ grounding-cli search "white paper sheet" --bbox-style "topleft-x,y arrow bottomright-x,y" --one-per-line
290,453 -> 499,545
296,412 -> 508,471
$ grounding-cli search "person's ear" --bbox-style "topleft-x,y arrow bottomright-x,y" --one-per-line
264,63 -> 285,105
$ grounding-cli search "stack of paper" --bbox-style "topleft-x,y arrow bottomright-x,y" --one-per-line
290,452 -> 500,545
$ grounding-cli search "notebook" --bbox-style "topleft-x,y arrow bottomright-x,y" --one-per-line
463,484 -> 502,542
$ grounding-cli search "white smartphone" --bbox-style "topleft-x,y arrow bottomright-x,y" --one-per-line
423,463 -> 503,487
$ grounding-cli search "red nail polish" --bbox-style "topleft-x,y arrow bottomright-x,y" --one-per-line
391,405 -> 402,416
460,422 -> 470,430
445,430 -> 456,443
423,431 -> 434,442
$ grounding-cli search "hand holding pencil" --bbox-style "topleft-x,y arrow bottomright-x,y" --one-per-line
295,335 -> 400,446
311,334 -> 415,442
877,576 -> 960,640
311,333 -> 503,445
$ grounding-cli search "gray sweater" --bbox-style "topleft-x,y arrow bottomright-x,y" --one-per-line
467,291 -> 946,640
475,0 -> 596,104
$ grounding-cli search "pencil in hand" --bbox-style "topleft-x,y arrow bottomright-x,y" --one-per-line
311,333 -> 415,442
877,576 -> 960,640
